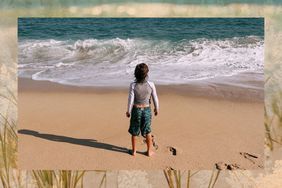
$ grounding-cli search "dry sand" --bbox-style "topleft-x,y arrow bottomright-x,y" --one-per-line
18,78 -> 264,170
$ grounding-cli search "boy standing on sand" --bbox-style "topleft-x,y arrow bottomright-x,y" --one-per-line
126,63 -> 159,157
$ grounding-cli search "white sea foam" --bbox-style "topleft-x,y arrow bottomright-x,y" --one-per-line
18,36 -> 264,87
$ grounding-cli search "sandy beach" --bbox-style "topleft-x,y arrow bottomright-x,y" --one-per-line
18,77 -> 264,170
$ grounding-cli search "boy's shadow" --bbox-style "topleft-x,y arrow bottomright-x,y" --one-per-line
18,129 -> 134,155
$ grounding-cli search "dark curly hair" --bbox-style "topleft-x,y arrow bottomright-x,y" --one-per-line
134,63 -> 149,83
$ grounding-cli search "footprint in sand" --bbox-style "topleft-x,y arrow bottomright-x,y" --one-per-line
142,135 -> 159,150
152,135 -> 159,150
239,152 -> 263,168
240,152 -> 258,159
167,146 -> 181,156
216,152 -> 262,170
215,162 -> 243,170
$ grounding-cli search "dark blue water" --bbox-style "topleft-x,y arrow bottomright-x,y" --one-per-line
18,18 -> 264,41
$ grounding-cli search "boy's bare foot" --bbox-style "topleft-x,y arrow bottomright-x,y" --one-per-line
147,151 -> 154,157
129,150 -> 136,156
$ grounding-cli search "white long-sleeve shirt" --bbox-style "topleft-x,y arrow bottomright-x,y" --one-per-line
127,81 -> 159,113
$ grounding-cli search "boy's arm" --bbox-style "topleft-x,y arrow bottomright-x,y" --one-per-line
127,83 -> 135,115
150,82 -> 159,113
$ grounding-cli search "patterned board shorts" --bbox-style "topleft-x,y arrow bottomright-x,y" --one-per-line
128,106 -> 152,137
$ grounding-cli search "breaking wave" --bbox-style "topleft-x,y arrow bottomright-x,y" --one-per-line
18,36 -> 264,86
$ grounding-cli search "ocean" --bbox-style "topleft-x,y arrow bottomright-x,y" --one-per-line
18,18 -> 264,87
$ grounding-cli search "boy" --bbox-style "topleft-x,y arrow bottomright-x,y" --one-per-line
126,63 -> 159,157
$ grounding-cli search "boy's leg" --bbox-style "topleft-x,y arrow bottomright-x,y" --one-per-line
146,133 -> 154,157
131,136 -> 137,156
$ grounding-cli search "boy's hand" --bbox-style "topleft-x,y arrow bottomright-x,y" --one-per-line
154,109 -> 158,116
126,111 -> 130,118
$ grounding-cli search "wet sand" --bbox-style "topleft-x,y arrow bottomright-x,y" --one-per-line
18,78 -> 264,170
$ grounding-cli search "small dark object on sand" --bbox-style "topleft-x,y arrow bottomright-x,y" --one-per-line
168,146 -> 177,156
143,134 -> 158,150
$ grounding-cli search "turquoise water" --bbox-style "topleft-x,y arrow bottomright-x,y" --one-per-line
18,18 -> 264,87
